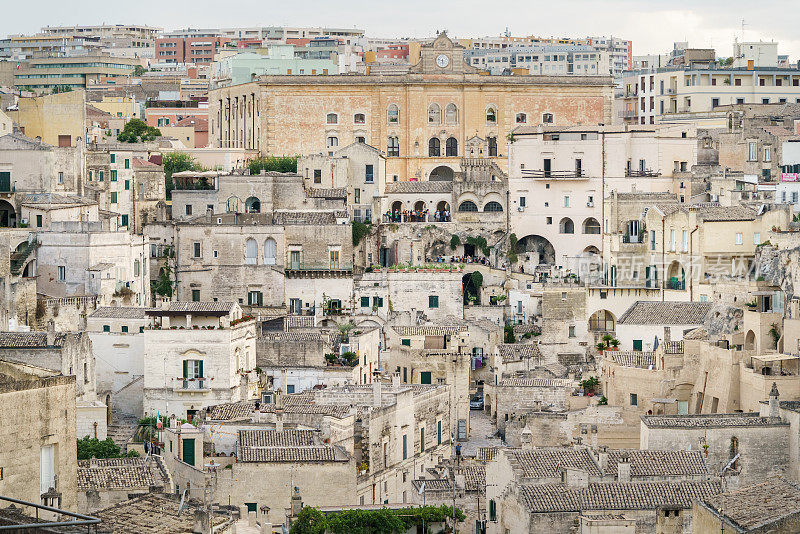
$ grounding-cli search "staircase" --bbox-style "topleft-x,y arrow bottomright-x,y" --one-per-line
10,240 -> 37,276
108,409 -> 139,451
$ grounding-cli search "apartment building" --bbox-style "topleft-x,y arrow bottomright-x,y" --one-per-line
155,30 -> 231,65
464,45 -> 609,76
13,54 -> 140,90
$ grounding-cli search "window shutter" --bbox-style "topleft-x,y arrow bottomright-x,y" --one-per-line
182,360 -> 188,379
198,360 -> 204,378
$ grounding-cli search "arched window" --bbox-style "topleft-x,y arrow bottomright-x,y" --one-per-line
387,104 -> 399,124
486,106 -> 497,124
428,103 -> 441,124
445,137 -> 458,157
326,113 -> 338,125
354,113 -> 365,124
484,201 -> 503,212
542,112 -> 554,124
226,196 -> 239,213
245,196 -> 260,213
583,217 -> 601,234
263,238 -> 276,265
428,137 -> 441,157
245,238 -> 257,265
326,136 -> 339,148
560,217 -> 575,234
387,136 -> 399,157
516,113 -> 527,124
459,201 -> 478,212
445,103 -> 458,124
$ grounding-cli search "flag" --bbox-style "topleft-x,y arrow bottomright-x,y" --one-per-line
156,411 -> 162,429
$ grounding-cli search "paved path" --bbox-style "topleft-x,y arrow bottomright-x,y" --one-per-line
461,410 -> 504,457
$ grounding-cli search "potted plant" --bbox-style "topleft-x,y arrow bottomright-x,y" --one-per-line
610,338 -> 620,349
596,342 -> 606,352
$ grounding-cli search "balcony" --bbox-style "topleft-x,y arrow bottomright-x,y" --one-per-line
284,261 -> 354,278
664,279 -> 685,291
625,169 -> 661,178
521,169 -> 589,180
175,378 -> 208,392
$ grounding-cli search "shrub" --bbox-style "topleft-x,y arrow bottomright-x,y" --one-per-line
504,325 -> 516,343
449,234 -> 460,250
352,221 -> 372,246
117,118 -> 161,143
248,156 -> 297,174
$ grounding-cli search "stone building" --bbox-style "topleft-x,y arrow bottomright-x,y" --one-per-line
615,301 -> 714,351
78,456 -> 173,513
142,301 -> 258,419
693,475 -> 800,533
210,32 -> 613,181
485,377 -> 578,435
0,359 -> 78,511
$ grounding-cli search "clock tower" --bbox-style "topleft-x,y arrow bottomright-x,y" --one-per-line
410,31 -> 479,75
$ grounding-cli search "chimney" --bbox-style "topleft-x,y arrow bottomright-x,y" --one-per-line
769,382 -> 781,419
392,372 -> 400,387
664,326 -> 671,343
46,320 -> 55,346
520,427 -> 532,449
617,452 -> 631,483
290,487 -> 303,517
597,446 -> 609,472
372,380 -> 382,407
275,410 -> 284,432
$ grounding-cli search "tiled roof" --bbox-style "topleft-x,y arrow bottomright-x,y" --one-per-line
146,301 -> 235,315
393,325 -> 467,337
239,446 -> 340,462
132,157 -> 162,169
238,429 -> 316,448
513,324 -> 541,335
262,332 -> 324,342
78,457 -> 168,490
412,478 -> 453,492
273,211 -> 345,225
617,301 -> 713,325
519,481 -> 721,513
497,343 -> 542,363
93,493 -> 228,533
385,181 -> 453,194
683,327 -> 708,340
22,193 -> 96,207
0,332 -> 65,348
464,465 -> 486,491
476,447 -> 500,462
497,378 -> 573,388
604,450 -> 708,477
689,205 -> 757,222
642,413 -> 788,428
285,316 -> 315,329
207,401 -> 255,421
511,448 -> 601,478
616,192 -> 677,200
90,307 -> 154,319
609,351 -> 656,368
699,476 -> 800,530
306,188 -> 347,199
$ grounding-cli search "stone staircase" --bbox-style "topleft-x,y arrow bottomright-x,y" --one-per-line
107,409 -> 139,451
10,240 -> 37,276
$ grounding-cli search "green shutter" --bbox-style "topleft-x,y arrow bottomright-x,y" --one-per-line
198,360 -> 203,378
124,159 -> 130,169
110,154 -> 115,163
420,428 -> 424,450
402,434 -> 407,460
0,172 -> 10,193
124,180 -> 130,190
437,421 -> 442,445
361,297 -> 370,307
182,360 -> 188,378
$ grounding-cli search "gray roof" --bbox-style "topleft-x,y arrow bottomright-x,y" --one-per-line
699,476 -> 800,531
518,481 -> 721,513
604,450 -> 708,477
497,343 -> 543,363
239,429 -> 316,448
90,307 -> 154,319
272,210 -> 346,225
690,205 -> 757,222
93,493 -> 228,533
393,325 -> 467,337
239,446 -> 343,462
0,332 -> 66,348
306,187 -> 347,199
22,193 -> 96,207
617,301 -> 713,325
609,351 -> 656,368
146,301 -> 236,316
642,413 -> 788,429
385,181 -> 453,194
477,447 -> 500,462
497,378 -> 573,388
510,448 -> 601,478
78,457 -> 169,491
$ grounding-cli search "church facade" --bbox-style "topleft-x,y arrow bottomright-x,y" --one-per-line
209,33 -> 614,181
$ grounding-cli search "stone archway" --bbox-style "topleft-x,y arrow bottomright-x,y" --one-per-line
745,330 -> 756,351
0,199 -> 16,227
516,235 -> 556,265
429,165 -> 454,181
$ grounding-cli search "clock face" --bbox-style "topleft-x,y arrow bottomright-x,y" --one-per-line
436,54 -> 450,68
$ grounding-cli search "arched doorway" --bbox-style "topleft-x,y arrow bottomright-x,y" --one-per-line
559,217 -> 575,234
436,201 -> 450,221
582,217 -> 601,234
390,201 -> 403,222
245,196 -> 261,213
583,245 -> 600,255
589,310 -> 616,333
429,166 -> 454,181
0,199 -> 16,227
516,235 -> 556,265
413,201 -> 426,221
667,261 -> 685,290
745,330 -> 756,351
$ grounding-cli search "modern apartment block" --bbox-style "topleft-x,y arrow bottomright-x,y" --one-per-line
464,45 -> 609,76
155,30 -> 230,65
13,54 -> 140,90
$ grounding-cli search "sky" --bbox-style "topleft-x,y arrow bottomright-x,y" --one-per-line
4,0 -> 800,59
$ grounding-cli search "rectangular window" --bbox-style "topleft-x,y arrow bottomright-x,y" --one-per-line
420,428 -> 425,451
365,164 -> 374,183
110,154 -> 116,163
124,159 -> 130,169
313,169 -> 322,184
354,189 -> 360,204
630,393 -> 638,406
58,266 -> 66,282
568,325 -> 576,338
110,192 -> 117,204
736,232 -> 743,245
563,196 -> 570,207
36,214 -> 43,227
121,326 -> 129,333
650,230 -> 656,251
110,170 -> 117,181
193,242 -> 201,258
99,171 -> 104,181
437,420 -> 442,445
124,180 -> 130,190
361,296 -> 370,307
103,325 -> 110,332
248,291 -> 263,306
185,204 -> 192,216
670,229 -> 676,251
192,289 -> 200,301
121,214 -> 128,227
519,196 -> 526,208
748,142 -> 758,161
401,339 -> 411,346
683,230 -> 688,252
428,295 -> 439,308
329,250 -> 340,269
373,296 -> 383,308
754,232 -> 761,245
764,147 -> 771,162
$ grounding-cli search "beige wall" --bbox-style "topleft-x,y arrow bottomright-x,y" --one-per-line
9,91 -> 86,147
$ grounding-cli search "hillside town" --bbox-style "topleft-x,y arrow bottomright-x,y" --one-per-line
2,10 -> 800,534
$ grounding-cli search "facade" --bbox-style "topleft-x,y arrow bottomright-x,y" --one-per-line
13,55 -> 140,90
155,31 -> 231,65
464,45 -> 609,77
142,302 -> 257,419
212,48 -> 338,87
210,32 -> 613,181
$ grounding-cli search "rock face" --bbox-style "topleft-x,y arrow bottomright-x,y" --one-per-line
755,245 -> 798,298
704,305 -> 743,336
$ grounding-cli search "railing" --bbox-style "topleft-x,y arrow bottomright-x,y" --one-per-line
285,262 -> 354,272
521,169 -> 587,179
625,169 -> 661,177
621,235 -> 644,244
665,279 -> 686,290
0,494 -> 100,532
180,378 -> 206,390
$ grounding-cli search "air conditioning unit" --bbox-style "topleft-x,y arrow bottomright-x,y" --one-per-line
517,206 -> 525,212
710,194 -> 719,202
587,201 -> 594,207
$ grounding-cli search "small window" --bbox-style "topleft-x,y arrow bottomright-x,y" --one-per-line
568,326 -> 576,338
515,113 -> 527,124
542,112 -> 553,123
354,113 -> 365,124
326,113 -> 338,125
360,296 -> 370,308
121,214 -> 128,227
428,103 -> 441,124
36,214 -> 43,228
58,265 -> 66,282
486,107 -> 497,124
110,154 -> 116,163
401,339 -> 411,346
313,169 -> 322,184
110,170 -> 117,182
736,232 -> 743,245
193,242 -> 201,258
121,326 -> 129,333
326,136 -> 338,148
429,295 -> 439,308
185,204 -> 192,216
387,136 -> 399,157
630,393 -> 638,406
192,289 -> 200,302
110,192 -> 117,204
387,104 -> 399,124
102,325 -> 110,332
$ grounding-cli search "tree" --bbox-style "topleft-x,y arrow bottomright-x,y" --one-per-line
117,118 -> 161,143
504,325 -> 516,343
162,152 -> 198,199
352,221 -> 372,246
449,234 -> 460,250
77,436 -> 139,460
507,233 -> 518,264
133,65 -> 147,77
248,156 -> 297,174
153,263 -> 173,298
52,85 -> 73,94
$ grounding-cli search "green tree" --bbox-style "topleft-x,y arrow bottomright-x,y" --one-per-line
504,325 -> 516,343
352,221 -> 372,246
52,85 -> 73,94
133,65 -> 147,76
117,118 -> 161,143
153,262 -> 173,298
77,436 -> 139,460
507,233 -> 519,263
248,156 -> 298,174
449,234 -> 461,250
162,152 -> 199,199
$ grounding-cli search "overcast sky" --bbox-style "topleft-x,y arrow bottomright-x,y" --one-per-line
5,0 -> 799,59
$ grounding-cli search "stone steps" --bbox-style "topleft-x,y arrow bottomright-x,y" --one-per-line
107,410 -> 139,450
